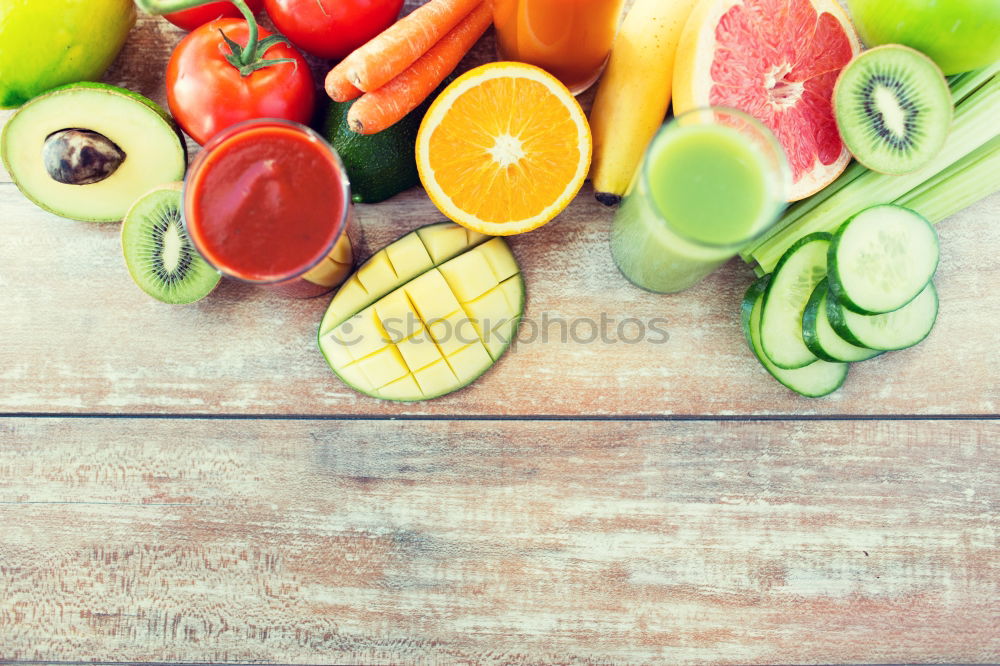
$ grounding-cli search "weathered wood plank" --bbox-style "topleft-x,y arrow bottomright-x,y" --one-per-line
1,12 -> 998,416
0,417 -> 996,663
1,180 -> 997,415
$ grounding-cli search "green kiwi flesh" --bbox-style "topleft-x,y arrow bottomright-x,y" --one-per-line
834,44 -> 953,175
121,184 -> 220,305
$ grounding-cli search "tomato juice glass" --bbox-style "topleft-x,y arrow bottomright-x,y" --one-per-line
183,119 -> 356,299
493,0 -> 626,94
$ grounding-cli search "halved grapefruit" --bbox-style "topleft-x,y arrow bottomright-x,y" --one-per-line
673,0 -> 861,201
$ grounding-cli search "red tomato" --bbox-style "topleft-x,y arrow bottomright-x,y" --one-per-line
166,18 -> 315,145
264,0 -> 404,60
164,0 -> 265,31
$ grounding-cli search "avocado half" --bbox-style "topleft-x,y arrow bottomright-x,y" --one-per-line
1,82 -> 187,222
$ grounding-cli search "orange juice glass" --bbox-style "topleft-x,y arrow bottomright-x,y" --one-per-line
493,0 -> 625,94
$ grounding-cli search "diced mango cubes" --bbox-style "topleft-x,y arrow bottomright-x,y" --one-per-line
318,328 -> 355,368
318,223 -> 525,401
463,284 -> 517,342
405,270 -> 461,322
479,237 -> 520,282
414,358 -> 459,397
416,223 -> 471,263
464,228 -> 489,247
340,307 -> 391,361
427,310 -> 478,357
396,325 -> 443,372
445,341 -> 494,383
438,250 -> 496,303
353,345 -> 409,388
374,289 -> 418,343
484,315 -> 520,360
334,362 -> 374,394
321,222 -> 491,331
378,374 -> 422,401
499,274 -> 524,311
356,250 -> 397,294
320,275 -> 367,334
384,232 -> 433,284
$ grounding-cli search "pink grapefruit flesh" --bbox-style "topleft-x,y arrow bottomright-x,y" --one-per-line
674,0 -> 861,201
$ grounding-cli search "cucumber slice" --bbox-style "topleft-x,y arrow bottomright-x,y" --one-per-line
760,233 -> 833,369
828,205 -> 939,314
742,277 -> 849,398
802,281 -> 882,363
827,281 -> 938,351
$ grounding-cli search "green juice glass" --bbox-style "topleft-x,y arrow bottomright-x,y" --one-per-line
610,107 -> 790,293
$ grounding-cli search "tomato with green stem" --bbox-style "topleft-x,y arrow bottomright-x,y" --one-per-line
163,0 -> 264,32
165,0 -> 314,145
163,0 -> 264,31
264,0 -> 404,61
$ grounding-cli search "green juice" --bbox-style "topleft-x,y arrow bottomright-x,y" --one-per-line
611,121 -> 781,293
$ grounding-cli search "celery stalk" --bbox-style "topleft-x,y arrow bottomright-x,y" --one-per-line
897,138 -> 1000,223
751,74 -> 1000,273
948,61 -> 1000,104
895,134 -> 1000,209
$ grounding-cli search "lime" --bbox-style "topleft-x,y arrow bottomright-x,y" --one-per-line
0,0 -> 136,108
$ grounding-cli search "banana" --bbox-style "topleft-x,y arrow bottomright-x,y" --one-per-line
589,0 -> 702,205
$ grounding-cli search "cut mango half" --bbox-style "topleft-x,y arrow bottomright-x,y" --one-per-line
320,222 -> 489,335
318,223 -> 525,401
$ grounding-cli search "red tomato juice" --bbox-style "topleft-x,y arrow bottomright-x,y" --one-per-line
184,120 -> 352,297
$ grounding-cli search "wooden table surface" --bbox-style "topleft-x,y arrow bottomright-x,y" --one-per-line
1,6 -> 997,664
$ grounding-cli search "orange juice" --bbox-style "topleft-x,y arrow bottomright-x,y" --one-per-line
493,0 -> 625,94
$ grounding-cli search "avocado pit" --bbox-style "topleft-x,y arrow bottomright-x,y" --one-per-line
42,128 -> 126,185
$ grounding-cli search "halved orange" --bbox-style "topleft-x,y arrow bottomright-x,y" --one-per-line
416,62 -> 592,236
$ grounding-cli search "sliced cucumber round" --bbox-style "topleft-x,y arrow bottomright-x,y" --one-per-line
827,281 -> 938,351
828,204 -> 938,315
760,233 -> 833,369
742,277 -> 849,398
802,281 -> 882,363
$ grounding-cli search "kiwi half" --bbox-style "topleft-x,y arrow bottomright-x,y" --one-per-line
121,184 -> 220,305
834,44 -> 952,175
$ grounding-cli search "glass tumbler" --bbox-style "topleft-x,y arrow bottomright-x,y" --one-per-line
183,119 -> 357,299
493,0 -> 626,94
610,107 -> 790,293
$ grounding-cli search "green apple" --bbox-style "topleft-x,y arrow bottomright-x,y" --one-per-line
0,0 -> 137,108
846,0 -> 1000,75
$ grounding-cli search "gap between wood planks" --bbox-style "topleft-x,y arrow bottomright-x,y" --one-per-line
0,412 -> 997,421
0,662 -> 310,666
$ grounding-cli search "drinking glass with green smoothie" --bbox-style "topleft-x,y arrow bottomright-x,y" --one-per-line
610,107 -> 790,293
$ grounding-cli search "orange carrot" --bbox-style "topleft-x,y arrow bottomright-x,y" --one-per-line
325,67 -> 363,103
346,0 -> 484,93
348,1 -> 492,135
